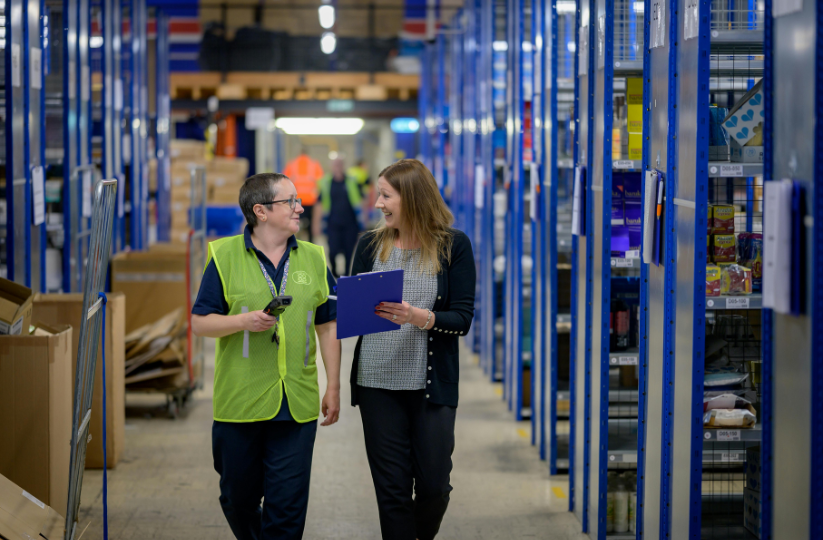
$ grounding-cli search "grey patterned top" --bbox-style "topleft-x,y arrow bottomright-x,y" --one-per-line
357,246 -> 438,390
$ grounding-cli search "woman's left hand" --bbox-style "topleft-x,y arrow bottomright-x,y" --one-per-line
376,301 -> 416,326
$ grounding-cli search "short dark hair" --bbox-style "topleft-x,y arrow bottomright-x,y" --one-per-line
239,173 -> 287,230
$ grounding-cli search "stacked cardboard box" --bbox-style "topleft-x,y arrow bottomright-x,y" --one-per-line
626,78 -> 643,160
32,293 -> 126,469
0,473 -> 65,540
0,324 -> 72,515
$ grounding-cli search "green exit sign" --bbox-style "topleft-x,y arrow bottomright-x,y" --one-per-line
327,99 -> 355,112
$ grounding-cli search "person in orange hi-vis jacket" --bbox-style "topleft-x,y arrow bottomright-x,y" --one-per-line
283,148 -> 324,243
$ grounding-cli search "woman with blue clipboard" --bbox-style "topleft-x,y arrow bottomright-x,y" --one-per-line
349,159 -> 476,540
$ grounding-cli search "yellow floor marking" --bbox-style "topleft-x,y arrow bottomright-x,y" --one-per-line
552,486 -> 567,499
495,387 -> 503,397
517,428 -> 529,439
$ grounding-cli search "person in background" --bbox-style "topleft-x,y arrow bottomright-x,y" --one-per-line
349,159 -> 476,540
313,158 -> 363,277
283,148 -> 324,243
347,159 -> 375,228
191,173 -> 341,540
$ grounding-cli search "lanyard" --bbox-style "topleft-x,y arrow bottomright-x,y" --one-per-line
257,256 -> 290,322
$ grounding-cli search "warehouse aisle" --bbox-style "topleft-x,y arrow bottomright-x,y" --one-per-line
78,338 -> 584,540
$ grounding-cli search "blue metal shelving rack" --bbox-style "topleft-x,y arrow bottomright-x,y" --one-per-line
155,10 -> 171,242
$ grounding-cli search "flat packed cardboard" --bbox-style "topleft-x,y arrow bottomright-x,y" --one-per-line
111,246 -> 189,332
0,278 -> 33,335
32,293 -> 126,469
0,325 -> 72,515
0,473 -> 64,540
746,445 -> 761,492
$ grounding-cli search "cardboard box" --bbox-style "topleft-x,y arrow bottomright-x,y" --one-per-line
626,78 -> 643,133
208,156 -> 249,179
148,158 -> 158,192
746,445 -> 761,492
722,78 -> 763,148
0,278 -> 33,335
0,325 -> 72,515
730,139 -> 764,163
0,473 -> 65,540
32,294 -> 126,469
628,133 -> 642,160
111,248 -> 188,333
710,204 -> 735,234
210,185 -> 242,205
706,265 -> 721,296
711,234 -> 736,263
170,226 -> 192,244
170,139 -> 207,161
743,487 -> 762,539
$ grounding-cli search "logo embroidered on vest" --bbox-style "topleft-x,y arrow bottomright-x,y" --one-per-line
293,271 -> 312,285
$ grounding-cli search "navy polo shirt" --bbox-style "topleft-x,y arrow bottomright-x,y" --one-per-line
193,226 -> 337,421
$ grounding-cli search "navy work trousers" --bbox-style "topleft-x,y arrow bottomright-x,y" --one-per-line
212,418 -> 318,540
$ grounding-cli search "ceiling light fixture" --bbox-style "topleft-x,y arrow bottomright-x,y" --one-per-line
274,117 -> 364,135
320,32 -> 336,54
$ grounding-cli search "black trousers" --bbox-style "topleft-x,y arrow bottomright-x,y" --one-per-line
301,205 -> 315,243
327,222 -> 359,277
358,386 -> 457,540
212,418 -> 318,540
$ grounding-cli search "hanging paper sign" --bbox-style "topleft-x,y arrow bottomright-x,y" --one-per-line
31,48 -> 42,89
82,170 -> 93,217
651,1 -> 666,49
11,44 -> 21,87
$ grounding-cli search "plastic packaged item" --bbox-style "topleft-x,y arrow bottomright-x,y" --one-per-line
610,299 -> 630,351
706,265 -> 722,296
606,475 -> 615,532
720,264 -> 753,295
703,407 -> 757,428
704,370 -> 749,387
629,492 -> 637,533
711,235 -> 736,263
710,204 -> 735,234
703,393 -> 753,413
614,477 -> 629,533
737,232 -> 763,292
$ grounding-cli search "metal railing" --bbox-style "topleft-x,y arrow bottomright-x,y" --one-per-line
711,0 -> 765,31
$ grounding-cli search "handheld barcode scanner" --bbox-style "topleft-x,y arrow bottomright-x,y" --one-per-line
263,296 -> 293,317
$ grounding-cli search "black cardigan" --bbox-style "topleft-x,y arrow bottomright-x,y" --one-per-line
349,228 -> 476,408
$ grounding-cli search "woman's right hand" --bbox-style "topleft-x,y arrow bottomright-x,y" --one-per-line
240,310 -> 279,332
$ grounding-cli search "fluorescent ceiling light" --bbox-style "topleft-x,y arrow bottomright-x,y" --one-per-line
633,1 -> 645,13
557,1 -> 576,14
318,5 -> 335,29
275,117 -> 364,135
90,36 -> 103,48
320,32 -> 336,54
492,40 -> 508,52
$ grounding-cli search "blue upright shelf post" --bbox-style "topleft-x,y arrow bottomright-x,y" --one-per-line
79,0 -> 92,277
25,0 -> 46,292
570,0 -> 595,529
112,0 -> 125,250
449,16 -> 462,232
62,0 -> 79,292
418,41 -> 433,171
102,0 -> 115,249
479,0 -> 495,377
435,31 -> 448,197
155,10 -> 171,242
6,0 -> 29,287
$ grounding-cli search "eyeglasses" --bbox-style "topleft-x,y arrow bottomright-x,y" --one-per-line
259,196 -> 302,210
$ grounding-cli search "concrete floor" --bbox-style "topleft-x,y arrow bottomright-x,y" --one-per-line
77,337 -> 585,540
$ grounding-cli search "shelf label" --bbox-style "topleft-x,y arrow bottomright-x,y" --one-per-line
475,165 -> 485,209
614,258 -> 635,268
717,430 -> 741,441
578,26 -> 589,76
626,250 -> 640,259
31,47 -> 42,89
11,44 -> 20,87
611,356 -> 638,366
725,297 -> 750,309
720,452 -> 742,462
597,16 -> 606,70
32,166 -> 45,226
684,2 -> 699,41
719,164 -> 744,177
651,1 -> 666,49
614,160 -> 636,169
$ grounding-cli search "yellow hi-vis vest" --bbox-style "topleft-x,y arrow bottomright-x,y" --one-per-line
207,235 -> 330,423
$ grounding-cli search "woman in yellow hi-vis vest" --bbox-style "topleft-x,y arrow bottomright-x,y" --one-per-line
191,173 -> 341,540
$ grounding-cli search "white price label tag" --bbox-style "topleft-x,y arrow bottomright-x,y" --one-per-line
611,356 -> 638,366
31,47 -> 42,89
684,2 -> 699,40
717,430 -> 741,441
614,258 -> 634,268
114,78 -> 123,110
597,16 -> 606,70
11,44 -> 21,87
82,170 -> 92,217
474,164 -> 485,209
651,1 -> 666,48
614,160 -> 636,169
32,167 -> 45,226
720,452 -> 742,462
725,297 -> 750,309
81,65 -> 90,101
719,164 -> 744,177
626,250 -> 640,259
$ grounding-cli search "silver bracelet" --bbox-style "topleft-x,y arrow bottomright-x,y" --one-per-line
418,309 -> 433,330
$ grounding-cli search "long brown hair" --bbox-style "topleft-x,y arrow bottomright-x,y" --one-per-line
369,159 -> 454,274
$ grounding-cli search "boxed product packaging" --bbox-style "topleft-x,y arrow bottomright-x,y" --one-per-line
611,226 -> 630,256
730,139 -> 764,163
706,265 -> 721,297
738,233 -> 763,291
628,133 -> 643,160
743,487 -> 762,539
746,446 -> 761,493
0,325 -> 72,515
722,78 -> 764,148
622,173 -> 643,204
32,293 -> 126,469
170,139 -> 207,160
0,473 -> 65,540
711,234 -> 736,263
626,78 -> 643,133
710,205 -> 735,234
611,182 -> 625,226
720,264 -> 753,295
625,203 -> 642,251
0,278 -> 33,335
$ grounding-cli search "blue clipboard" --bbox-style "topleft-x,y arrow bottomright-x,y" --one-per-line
336,269 -> 404,339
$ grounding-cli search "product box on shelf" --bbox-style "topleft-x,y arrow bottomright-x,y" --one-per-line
626,78 -> 643,133
706,265 -> 721,297
743,487 -> 762,539
628,134 -> 642,161
730,139 -> 764,163
746,445 -> 761,493
611,183 -> 625,226
711,234 -> 736,263
720,263 -> 753,295
722,78 -> 764,148
611,226 -> 630,257
710,205 -> 735,234
0,278 -> 33,335
738,233 -> 763,291
622,173 -> 642,204
625,203 -> 642,252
